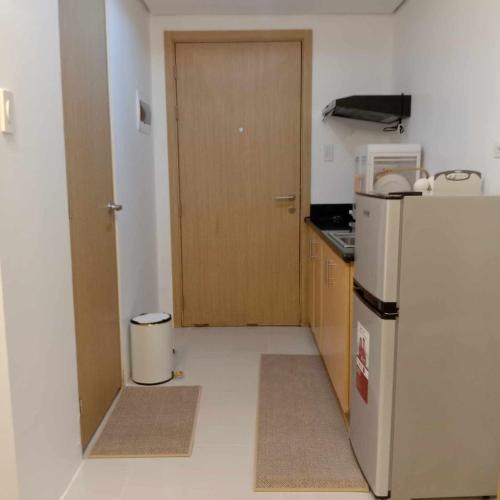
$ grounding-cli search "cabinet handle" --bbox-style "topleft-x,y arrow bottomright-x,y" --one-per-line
310,240 -> 319,259
327,260 -> 336,287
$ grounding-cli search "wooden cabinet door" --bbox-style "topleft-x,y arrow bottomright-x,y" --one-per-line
308,228 -> 323,346
321,246 -> 351,413
307,229 -> 315,326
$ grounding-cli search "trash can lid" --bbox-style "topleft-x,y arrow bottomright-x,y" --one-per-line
131,313 -> 172,325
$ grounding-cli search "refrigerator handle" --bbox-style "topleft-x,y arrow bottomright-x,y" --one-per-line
353,283 -> 398,321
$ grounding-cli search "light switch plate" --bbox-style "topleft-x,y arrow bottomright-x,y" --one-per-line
0,89 -> 14,134
323,144 -> 334,162
494,142 -> 500,159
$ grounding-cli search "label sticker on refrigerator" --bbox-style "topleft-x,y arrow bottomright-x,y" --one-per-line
356,321 -> 370,404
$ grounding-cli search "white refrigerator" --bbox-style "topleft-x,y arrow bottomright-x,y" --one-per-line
349,192 -> 500,499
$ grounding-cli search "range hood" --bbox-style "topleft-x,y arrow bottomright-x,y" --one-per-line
322,94 -> 411,124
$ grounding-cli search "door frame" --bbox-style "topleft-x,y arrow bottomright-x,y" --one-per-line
164,30 -> 312,327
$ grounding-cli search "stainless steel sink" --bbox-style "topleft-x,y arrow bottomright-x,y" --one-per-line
324,230 -> 356,249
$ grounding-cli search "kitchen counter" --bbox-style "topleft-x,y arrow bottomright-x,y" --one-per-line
305,218 -> 354,263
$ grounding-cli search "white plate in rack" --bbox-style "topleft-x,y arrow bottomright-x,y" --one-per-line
373,173 -> 412,195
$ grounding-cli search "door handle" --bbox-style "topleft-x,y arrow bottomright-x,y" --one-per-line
107,201 -> 123,212
274,194 -> 296,202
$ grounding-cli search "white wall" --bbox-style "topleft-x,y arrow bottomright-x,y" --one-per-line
151,15 -> 396,312
0,264 -> 19,500
0,1 -> 82,499
106,0 -> 158,379
394,0 -> 500,193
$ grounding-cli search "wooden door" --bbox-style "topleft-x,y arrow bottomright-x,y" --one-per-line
321,246 -> 351,413
175,42 -> 302,326
59,0 -> 122,448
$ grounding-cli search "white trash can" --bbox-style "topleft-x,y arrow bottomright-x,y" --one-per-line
130,313 -> 174,385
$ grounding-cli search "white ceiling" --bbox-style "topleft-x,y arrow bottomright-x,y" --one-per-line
144,0 -> 406,16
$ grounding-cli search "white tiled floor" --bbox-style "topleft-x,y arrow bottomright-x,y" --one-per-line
63,327 -> 374,500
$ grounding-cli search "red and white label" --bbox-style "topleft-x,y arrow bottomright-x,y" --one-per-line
356,321 -> 370,404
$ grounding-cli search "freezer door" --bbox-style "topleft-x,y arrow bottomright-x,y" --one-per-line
350,291 -> 396,497
354,194 -> 401,303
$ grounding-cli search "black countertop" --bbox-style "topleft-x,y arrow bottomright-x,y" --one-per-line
305,217 -> 355,263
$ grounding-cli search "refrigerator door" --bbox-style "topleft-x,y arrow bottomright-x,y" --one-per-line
350,290 -> 396,497
354,194 -> 401,303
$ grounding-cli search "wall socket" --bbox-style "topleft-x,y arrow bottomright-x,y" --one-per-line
0,89 -> 14,134
494,142 -> 500,159
323,144 -> 335,162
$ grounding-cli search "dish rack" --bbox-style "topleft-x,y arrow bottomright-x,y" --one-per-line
355,144 -> 423,193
